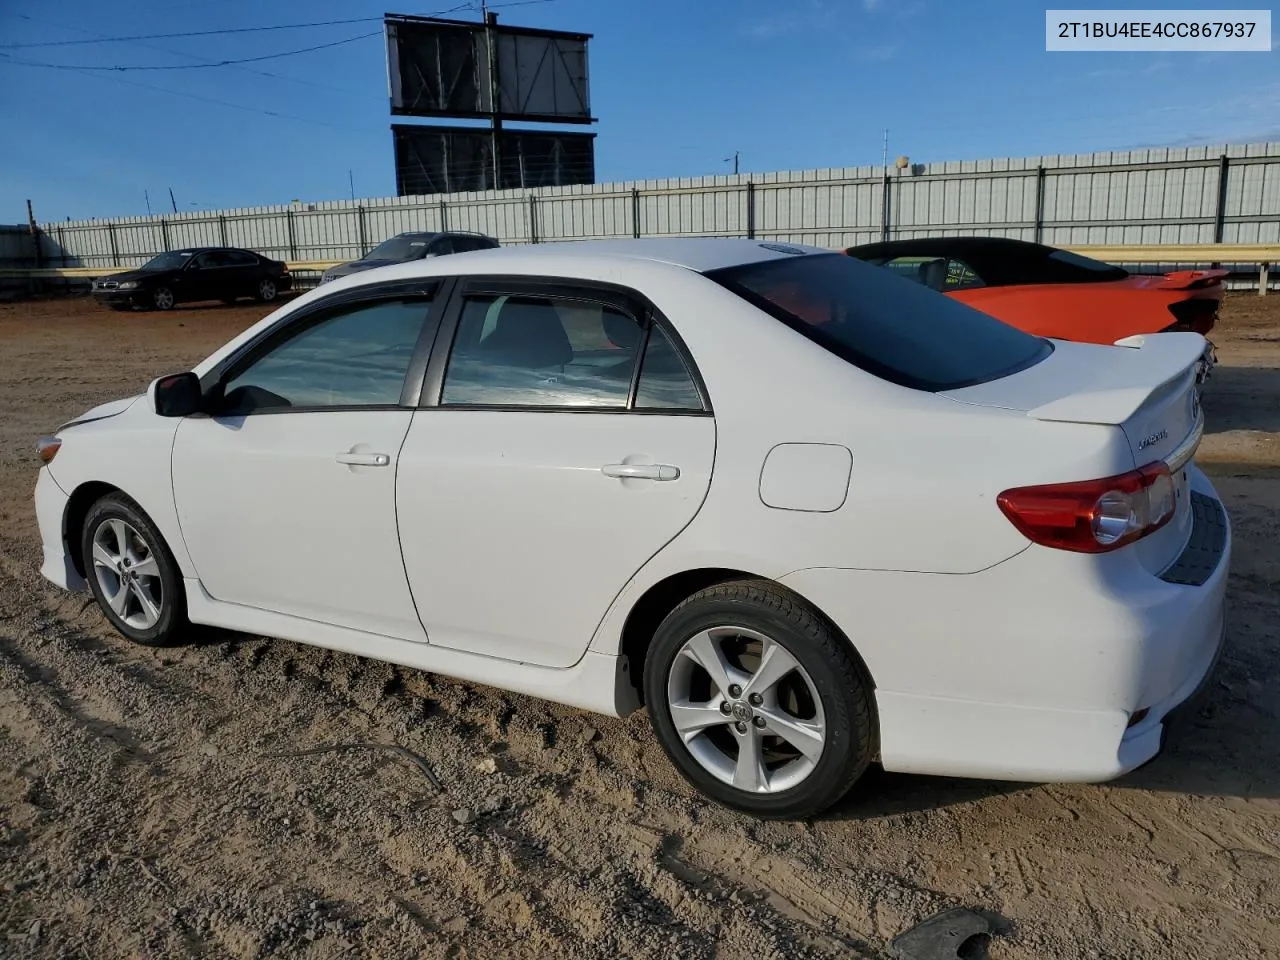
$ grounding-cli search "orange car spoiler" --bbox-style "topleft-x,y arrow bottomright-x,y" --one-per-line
1154,268 -> 1228,290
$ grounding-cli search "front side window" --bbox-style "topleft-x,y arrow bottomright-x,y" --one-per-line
441,294 -> 644,408
218,297 -> 433,414
707,252 -> 1052,392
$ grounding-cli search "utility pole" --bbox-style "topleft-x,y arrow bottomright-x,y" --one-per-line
144,189 -> 153,216
26,199 -> 43,269
483,5 -> 503,191
882,128 -> 889,169
348,169 -> 356,201
168,187 -> 177,213
724,151 -> 740,175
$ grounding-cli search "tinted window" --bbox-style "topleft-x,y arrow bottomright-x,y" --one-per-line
219,298 -> 431,413
635,324 -> 703,410
142,251 -> 194,271
441,294 -> 641,408
226,250 -> 260,267
191,252 -> 227,269
706,253 -> 1052,392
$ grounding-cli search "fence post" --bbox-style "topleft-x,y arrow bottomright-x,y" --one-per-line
631,187 -> 641,238
439,198 -> 449,231
1033,165 -> 1046,243
1213,154 -> 1230,249
159,218 -> 170,251
218,215 -> 228,247
880,172 -> 891,242
286,210 -> 298,260
107,223 -> 120,267
357,206 -> 368,256
56,225 -> 68,267
1261,262 -> 1270,297
746,181 -> 756,239
528,194 -> 539,243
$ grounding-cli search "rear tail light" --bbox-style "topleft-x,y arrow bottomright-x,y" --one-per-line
36,435 -> 61,465
997,462 -> 1175,553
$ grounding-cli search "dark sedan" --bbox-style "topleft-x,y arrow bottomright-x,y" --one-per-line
91,247 -> 293,311
318,231 -> 499,284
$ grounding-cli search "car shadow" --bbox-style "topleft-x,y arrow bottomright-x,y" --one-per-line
1202,364 -> 1280,434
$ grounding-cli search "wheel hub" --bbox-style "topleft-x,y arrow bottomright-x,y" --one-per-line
728,700 -> 753,723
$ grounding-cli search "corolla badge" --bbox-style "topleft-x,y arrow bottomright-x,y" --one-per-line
1137,428 -> 1169,451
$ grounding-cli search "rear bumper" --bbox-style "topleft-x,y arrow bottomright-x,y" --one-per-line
34,467 -> 85,592
779,466 -> 1231,784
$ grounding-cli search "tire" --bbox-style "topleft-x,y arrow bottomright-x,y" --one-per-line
256,278 -> 278,302
643,579 -> 875,819
81,493 -> 189,647
152,286 -> 176,311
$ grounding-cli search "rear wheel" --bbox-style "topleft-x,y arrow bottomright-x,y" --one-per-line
644,579 -> 875,819
151,286 -> 175,311
81,493 -> 188,647
256,278 -> 278,302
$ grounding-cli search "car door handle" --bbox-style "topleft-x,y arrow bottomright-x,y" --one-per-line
335,451 -> 390,467
601,463 -> 680,481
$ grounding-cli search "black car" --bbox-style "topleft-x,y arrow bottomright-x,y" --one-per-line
319,231 -> 499,284
91,247 -> 293,311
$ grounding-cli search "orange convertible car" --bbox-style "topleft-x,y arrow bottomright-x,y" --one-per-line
845,236 -> 1225,345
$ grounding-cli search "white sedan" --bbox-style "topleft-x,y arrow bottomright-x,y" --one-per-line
33,238 -> 1230,818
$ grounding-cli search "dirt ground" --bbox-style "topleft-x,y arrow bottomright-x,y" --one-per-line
0,290 -> 1278,960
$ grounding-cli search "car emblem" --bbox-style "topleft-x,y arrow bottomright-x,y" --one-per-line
729,701 -> 753,723
1137,429 -> 1168,451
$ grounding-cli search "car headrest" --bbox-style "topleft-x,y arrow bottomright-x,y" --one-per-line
918,259 -> 948,291
602,311 -> 643,350
480,300 -> 573,368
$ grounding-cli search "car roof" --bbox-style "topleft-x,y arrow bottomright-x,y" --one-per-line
376,237 -> 832,275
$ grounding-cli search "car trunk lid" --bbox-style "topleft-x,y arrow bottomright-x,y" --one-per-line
942,331 -> 1207,573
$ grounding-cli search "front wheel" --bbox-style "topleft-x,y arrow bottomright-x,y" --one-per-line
151,286 -> 175,311
644,579 -> 875,819
81,493 -> 189,647
256,278 -> 278,302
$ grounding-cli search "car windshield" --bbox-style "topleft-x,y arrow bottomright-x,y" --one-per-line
706,252 -> 1053,392
141,251 -> 195,271
363,235 -> 434,262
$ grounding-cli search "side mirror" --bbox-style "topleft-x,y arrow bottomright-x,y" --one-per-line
154,372 -> 203,417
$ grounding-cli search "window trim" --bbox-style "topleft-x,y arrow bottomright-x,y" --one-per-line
413,274 -> 712,416
195,277 -> 447,417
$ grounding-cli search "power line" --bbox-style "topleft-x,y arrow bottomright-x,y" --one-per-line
0,17 -> 383,49
4,31 -> 381,71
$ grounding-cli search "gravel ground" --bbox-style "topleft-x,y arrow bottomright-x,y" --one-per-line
1,292 -> 1278,960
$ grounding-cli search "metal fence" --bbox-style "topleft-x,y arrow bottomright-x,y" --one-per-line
35,141 -> 1280,272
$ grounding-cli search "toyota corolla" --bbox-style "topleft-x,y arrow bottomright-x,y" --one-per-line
33,238 -> 1229,819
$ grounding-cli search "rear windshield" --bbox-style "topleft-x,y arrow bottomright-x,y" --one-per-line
705,252 -> 1053,392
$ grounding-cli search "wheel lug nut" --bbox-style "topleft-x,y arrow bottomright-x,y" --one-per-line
753,716 -> 766,728
719,701 -> 731,714
728,684 -> 742,698
734,722 -> 747,734
748,693 -> 763,706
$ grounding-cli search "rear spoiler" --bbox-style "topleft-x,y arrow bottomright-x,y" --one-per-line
1027,332 -> 1207,426
1154,268 -> 1228,290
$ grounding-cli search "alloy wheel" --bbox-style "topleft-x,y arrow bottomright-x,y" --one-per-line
666,626 -> 826,794
91,518 -> 164,630
258,279 -> 277,301
153,287 -> 175,310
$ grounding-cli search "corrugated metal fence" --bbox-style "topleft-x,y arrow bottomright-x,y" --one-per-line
36,142 -> 1280,270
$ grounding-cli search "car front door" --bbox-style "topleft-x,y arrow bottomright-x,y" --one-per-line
396,278 -> 716,668
171,281 -> 444,640
178,252 -> 218,303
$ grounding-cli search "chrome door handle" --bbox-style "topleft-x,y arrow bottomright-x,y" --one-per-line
601,463 -> 680,481
335,451 -> 390,467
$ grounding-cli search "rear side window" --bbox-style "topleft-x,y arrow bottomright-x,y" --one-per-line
706,253 -> 1052,392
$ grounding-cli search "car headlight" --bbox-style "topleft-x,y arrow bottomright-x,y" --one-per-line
117,281 -> 139,290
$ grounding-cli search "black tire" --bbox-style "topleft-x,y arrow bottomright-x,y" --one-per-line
643,579 -> 875,819
151,286 -> 176,311
81,493 -> 189,647
255,278 -> 278,302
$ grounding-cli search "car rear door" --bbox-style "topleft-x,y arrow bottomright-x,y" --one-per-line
395,277 -> 716,668
171,280 -> 444,640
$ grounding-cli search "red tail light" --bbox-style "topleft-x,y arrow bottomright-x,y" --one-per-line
997,462 -> 1176,553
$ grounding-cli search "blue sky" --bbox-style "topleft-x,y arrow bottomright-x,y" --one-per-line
1,0 -> 1276,221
